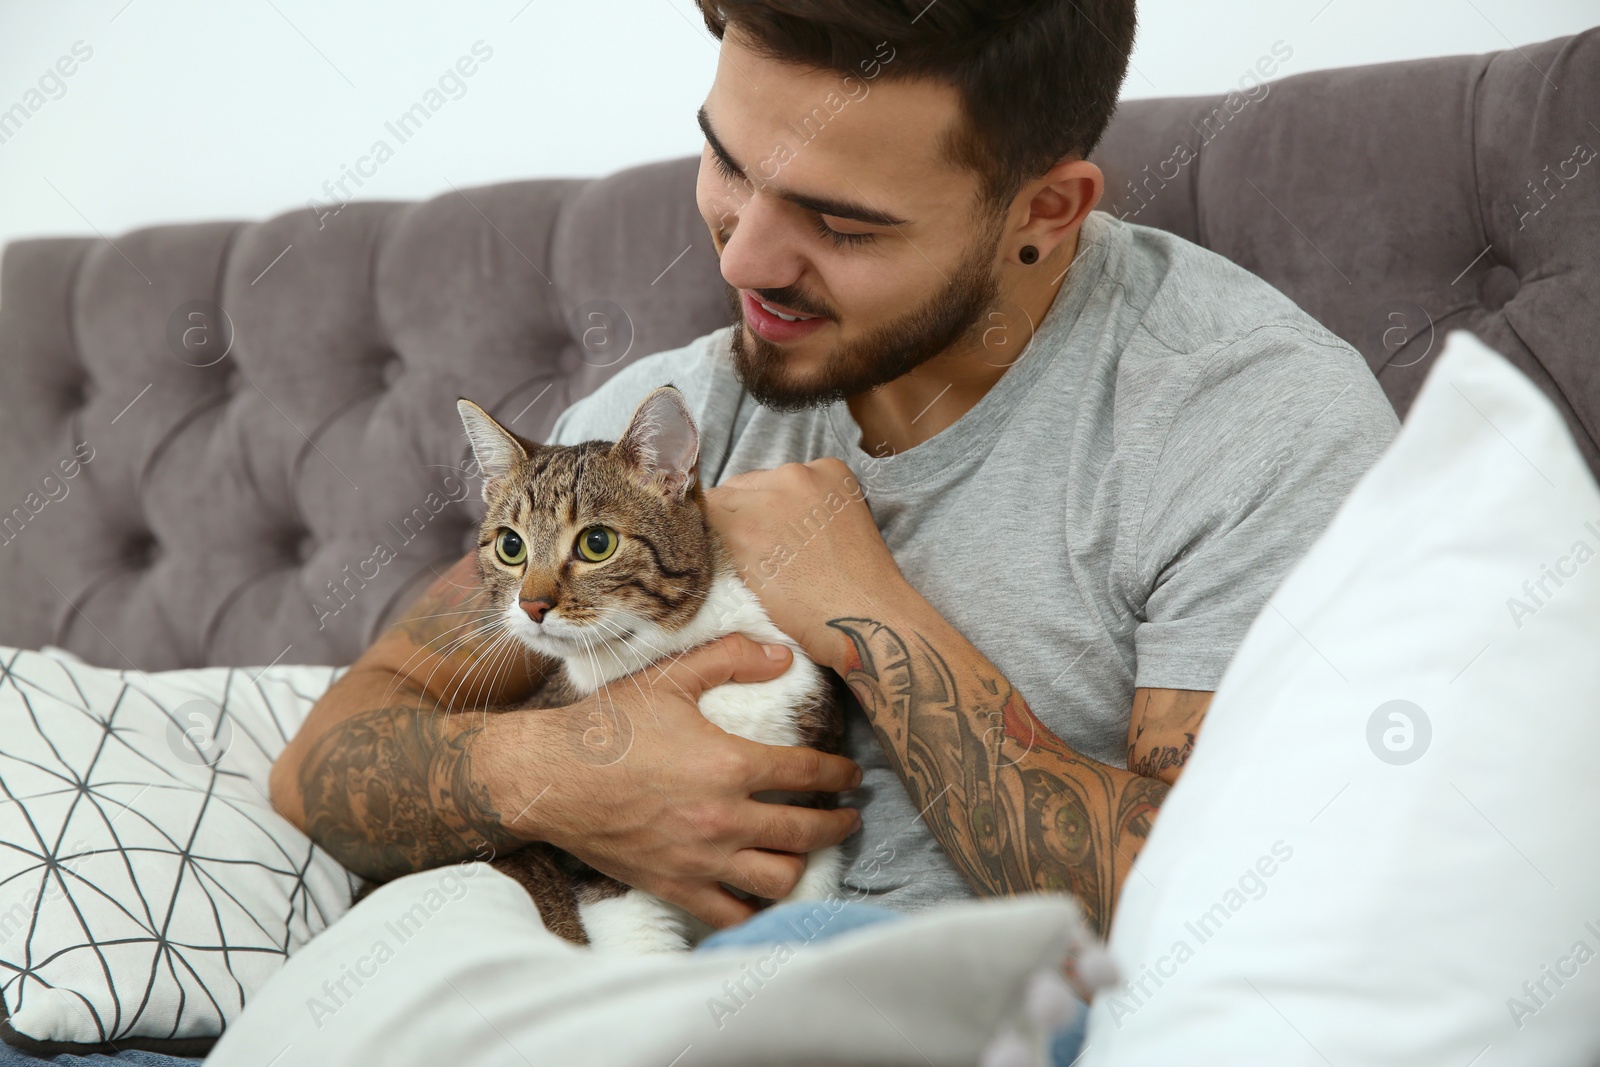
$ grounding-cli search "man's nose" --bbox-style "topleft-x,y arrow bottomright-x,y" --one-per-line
713,193 -> 798,290
521,598 -> 553,624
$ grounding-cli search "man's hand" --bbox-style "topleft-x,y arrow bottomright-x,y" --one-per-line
704,458 -> 903,666
503,634 -> 865,930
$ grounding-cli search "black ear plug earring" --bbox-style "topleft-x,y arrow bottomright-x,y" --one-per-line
1019,245 -> 1039,265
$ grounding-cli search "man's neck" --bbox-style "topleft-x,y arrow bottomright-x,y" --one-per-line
845,226 -> 1082,458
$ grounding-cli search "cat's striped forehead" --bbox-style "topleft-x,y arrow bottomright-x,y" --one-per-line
493,440 -> 613,529
482,438 -> 696,550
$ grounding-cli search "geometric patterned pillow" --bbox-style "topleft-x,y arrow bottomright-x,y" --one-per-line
0,646 -> 357,1057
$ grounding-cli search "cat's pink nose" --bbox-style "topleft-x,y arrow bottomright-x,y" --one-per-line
521,598 -> 552,624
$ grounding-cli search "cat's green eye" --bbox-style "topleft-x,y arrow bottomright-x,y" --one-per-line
495,528 -> 528,566
576,525 -> 618,563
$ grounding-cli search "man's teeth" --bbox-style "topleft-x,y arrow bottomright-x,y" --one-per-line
759,300 -> 814,322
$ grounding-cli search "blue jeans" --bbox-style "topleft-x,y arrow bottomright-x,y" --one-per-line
696,900 -> 1089,1065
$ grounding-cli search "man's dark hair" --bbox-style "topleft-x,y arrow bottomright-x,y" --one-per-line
692,0 -> 1136,219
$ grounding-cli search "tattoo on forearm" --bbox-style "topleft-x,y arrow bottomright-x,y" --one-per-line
828,616 -> 1169,937
298,699 -> 523,882
1128,731 -> 1195,780
295,554 -> 554,883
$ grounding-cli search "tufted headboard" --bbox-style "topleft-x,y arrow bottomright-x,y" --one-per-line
0,30 -> 1594,671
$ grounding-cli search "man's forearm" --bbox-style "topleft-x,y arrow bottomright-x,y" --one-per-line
270,551 -> 561,882
277,673 -> 531,882
823,604 -> 1167,938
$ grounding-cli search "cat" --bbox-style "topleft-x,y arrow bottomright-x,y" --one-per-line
454,384 -> 848,954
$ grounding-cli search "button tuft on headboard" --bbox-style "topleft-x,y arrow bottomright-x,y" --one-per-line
124,533 -> 158,569
1477,265 -> 1520,312
379,352 -> 405,388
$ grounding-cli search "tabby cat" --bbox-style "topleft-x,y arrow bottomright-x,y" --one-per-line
454,385 -> 847,953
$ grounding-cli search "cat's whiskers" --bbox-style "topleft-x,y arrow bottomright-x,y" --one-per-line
394,606 -> 493,621
583,608 -> 681,730
441,624 -> 520,716
384,614 -> 492,678
458,627 -> 526,729
586,613 -> 644,683
587,610 -> 671,676
571,627 -> 632,743
381,617 -> 504,710
439,621 -> 517,715
587,612 -> 682,734
405,616 -> 515,714
591,612 -> 691,676
379,612 -> 505,705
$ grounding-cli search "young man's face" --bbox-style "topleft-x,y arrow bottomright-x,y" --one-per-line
696,25 -> 1011,412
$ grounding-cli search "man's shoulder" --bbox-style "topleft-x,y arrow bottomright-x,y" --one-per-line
546,325 -> 740,446
1108,215 -> 1351,359
1095,214 -> 1397,439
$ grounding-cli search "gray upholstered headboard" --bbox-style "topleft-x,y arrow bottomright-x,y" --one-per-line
0,29 -> 1593,671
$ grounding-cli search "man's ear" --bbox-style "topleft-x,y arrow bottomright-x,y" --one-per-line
612,385 -> 700,501
457,399 -> 528,501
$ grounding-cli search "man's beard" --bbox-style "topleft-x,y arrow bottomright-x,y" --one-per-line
723,216 -> 1007,413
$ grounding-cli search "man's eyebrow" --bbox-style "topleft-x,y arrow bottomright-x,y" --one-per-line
696,104 -> 910,228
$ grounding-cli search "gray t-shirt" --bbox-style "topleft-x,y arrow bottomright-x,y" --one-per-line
545,208 -> 1400,915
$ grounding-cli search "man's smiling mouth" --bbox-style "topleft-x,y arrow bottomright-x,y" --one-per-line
757,300 -> 818,322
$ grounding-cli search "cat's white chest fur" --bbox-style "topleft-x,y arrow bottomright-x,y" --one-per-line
534,571 -> 845,954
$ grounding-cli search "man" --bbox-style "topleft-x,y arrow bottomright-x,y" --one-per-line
270,0 -> 1399,941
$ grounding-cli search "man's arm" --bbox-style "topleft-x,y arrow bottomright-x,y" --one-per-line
270,552 -> 552,881
704,456 -> 1218,936
1128,685 -> 1211,785
820,599 -> 1212,938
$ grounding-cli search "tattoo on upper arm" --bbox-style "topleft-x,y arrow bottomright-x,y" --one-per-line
827,616 -> 1168,937
298,696 -> 523,882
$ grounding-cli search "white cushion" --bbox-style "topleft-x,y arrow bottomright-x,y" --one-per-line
0,650 -> 356,1053
206,862 -> 1098,1067
1083,331 -> 1600,1064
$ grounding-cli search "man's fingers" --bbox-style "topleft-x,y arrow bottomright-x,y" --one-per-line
750,804 -> 862,856
719,848 -> 808,901
754,744 -> 864,794
654,632 -> 792,700
658,879 -> 759,931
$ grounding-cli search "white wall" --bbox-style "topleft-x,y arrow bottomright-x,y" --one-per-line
0,0 -> 1592,254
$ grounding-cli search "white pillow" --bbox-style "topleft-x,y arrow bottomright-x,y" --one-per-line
1083,331 -> 1600,1064
0,649 -> 357,1056
206,861 -> 1101,1067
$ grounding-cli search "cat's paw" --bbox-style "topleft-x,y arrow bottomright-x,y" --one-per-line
580,889 -> 694,954
773,844 -> 845,906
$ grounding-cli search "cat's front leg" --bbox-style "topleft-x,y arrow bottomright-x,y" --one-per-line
773,843 -> 844,906
579,888 -> 698,954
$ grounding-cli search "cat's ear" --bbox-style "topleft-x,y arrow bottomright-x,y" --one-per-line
457,399 -> 528,499
613,385 -> 700,502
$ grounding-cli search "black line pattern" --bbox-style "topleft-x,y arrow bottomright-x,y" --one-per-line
0,647 -> 359,1052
